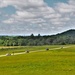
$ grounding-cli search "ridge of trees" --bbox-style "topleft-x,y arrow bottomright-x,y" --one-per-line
0,29 -> 75,46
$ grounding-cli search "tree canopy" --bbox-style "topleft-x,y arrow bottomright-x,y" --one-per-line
0,29 -> 75,46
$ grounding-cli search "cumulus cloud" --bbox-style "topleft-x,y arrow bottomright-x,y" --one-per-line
0,0 -> 75,35
1,0 -> 56,24
56,2 -> 75,13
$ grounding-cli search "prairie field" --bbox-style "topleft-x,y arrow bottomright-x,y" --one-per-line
0,45 -> 75,75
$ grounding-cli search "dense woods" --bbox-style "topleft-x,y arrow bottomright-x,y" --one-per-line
0,29 -> 75,46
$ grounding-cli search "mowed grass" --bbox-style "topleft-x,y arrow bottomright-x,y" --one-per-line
0,45 -> 75,75
0,45 -> 61,55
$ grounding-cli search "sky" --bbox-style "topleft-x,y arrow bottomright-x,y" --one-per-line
0,0 -> 75,35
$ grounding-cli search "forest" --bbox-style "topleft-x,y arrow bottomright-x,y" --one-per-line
0,29 -> 75,46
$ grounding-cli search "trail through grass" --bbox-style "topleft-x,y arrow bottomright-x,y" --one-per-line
0,45 -> 75,75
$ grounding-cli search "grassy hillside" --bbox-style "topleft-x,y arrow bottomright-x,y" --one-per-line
0,45 -> 75,75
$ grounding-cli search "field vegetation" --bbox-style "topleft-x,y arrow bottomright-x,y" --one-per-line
0,45 -> 75,75
0,45 -> 60,55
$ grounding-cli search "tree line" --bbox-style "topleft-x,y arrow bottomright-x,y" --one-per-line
0,29 -> 75,46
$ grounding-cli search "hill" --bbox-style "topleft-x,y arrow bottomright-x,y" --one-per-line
54,29 -> 75,44
57,29 -> 75,37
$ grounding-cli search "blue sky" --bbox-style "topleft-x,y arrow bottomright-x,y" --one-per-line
44,0 -> 68,6
0,0 -> 75,35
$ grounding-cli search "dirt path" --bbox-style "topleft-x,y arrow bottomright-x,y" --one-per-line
0,46 -> 74,58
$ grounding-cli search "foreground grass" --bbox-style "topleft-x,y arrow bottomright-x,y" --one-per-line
0,45 -> 75,75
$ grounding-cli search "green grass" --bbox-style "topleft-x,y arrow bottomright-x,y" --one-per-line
0,45 -> 75,75
0,45 -> 61,55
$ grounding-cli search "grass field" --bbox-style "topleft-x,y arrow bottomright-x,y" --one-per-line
0,45 -> 75,75
0,45 -> 61,55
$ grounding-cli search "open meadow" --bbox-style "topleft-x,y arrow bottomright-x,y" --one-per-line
0,45 -> 75,75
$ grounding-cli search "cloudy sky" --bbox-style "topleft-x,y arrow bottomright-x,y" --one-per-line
0,0 -> 75,35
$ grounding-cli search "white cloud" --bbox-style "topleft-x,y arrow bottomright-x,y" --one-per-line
0,0 -> 75,35
1,0 -> 56,25
15,11 -> 36,19
69,0 -> 75,5
55,0 -> 75,14
44,13 -> 61,19
0,0 -> 45,8
56,3 -> 75,13
3,18 -> 15,24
